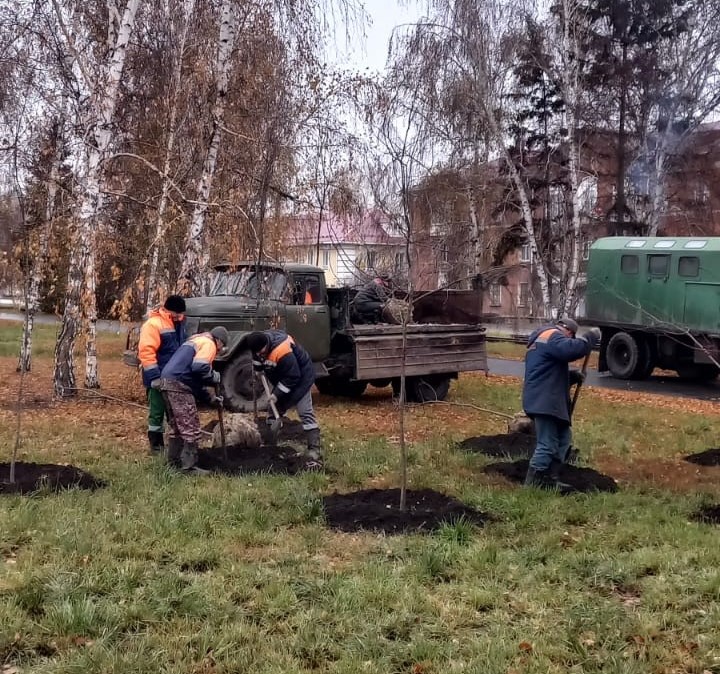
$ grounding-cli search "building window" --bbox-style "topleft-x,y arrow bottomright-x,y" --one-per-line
693,180 -> 710,204
366,250 -> 376,269
322,249 -> 330,268
621,254 -> 639,274
441,245 -> 449,264
577,176 -> 598,214
648,254 -> 670,277
394,251 -> 405,271
518,282 -> 530,308
678,256 -> 699,277
520,243 -> 531,263
582,241 -> 591,260
306,249 -> 314,265
489,284 -> 502,307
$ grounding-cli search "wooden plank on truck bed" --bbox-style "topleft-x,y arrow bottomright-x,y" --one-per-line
353,329 -> 488,380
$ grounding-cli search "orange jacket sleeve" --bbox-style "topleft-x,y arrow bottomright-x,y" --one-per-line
138,317 -> 161,369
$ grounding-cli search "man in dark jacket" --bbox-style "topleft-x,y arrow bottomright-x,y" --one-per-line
155,326 -> 229,474
522,317 -> 601,490
351,275 -> 391,324
138,295 -> 186,454
244,330 -> 322,469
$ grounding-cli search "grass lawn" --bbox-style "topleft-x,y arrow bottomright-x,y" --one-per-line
1,323 -> 720,673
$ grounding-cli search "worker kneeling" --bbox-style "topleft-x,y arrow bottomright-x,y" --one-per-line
244,330 -> 323,470
153,326 -> 229,475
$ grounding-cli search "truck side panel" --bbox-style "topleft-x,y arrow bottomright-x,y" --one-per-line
353,329 -> 487,380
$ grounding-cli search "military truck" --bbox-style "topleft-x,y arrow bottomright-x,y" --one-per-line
584,236 -> 720,381
179,261 -> 487,411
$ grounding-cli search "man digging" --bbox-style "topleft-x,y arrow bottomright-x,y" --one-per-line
244,330 -> 323,470
153,327 -> 229,475
522,317 -> 600,492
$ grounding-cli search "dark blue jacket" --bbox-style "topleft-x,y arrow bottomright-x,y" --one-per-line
253,330 -> 314,412
160,333 -> 218,404
522,325 -> 592,424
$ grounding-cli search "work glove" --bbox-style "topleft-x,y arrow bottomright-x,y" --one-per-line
150,378 -> 163,390
209,394 -> 224,409
252,359 -> 264,372
582,327 -> 601,348
211,370 -> 222,384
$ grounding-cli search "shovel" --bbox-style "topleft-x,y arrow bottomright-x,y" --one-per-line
259,373 -> 282,446
215,384 -> 228,462
566,351 -> 591,464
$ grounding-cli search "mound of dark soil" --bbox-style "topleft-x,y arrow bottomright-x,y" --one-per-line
198,443 -> 314,475
256,418 -> 306,445
683,448 -> 720,466
0,462 -> 105,495
323,488 -> 491,534
484,459 -> 618,493
691,505 -> 720,524
458,432 -> 535,459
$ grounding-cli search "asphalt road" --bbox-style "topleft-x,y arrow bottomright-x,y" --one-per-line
488,357 -> 720,402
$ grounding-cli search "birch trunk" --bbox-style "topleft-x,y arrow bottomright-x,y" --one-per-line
146,0 -> 196,312
18,135 -> 61,373
176,0 -> 237,295
646,144 -> 667,236
53,0 -> 141,394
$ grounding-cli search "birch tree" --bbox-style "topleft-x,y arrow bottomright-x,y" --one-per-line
50,0 -> 141,395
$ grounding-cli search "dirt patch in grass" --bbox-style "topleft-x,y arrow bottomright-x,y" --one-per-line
198,444 -> 317,475
458,432 -> 535,459
0,462 -> 105,495
683,448 -> 720,466
483,459 -> 618,493
594,455 -> 720,492
690,504 -> 720,524
323,488 -> 491,534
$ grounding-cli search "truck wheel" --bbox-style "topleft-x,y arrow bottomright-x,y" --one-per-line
393,375 -> 452,402
632,338 -> 655,380
606,332 -> 640,380
221,351 -> 266,412
316,378 -> 368,398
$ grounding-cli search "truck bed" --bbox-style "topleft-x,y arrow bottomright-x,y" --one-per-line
347,323 -> 487,380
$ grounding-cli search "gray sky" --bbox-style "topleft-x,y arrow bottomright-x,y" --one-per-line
327,0 -> 424,74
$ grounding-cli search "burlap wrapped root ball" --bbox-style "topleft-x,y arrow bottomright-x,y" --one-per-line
212,413 -> 262,449
382,298 -> 413,324
507,412 -> 534,435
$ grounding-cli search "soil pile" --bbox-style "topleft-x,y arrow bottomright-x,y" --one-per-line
458,432 -> 535,459
691,505 -> 720,524
323,488 -> 491,534
683,448 -> 720,466
484,459 -> 618,493
198,444 -> 312,475
0,462 -> 105,495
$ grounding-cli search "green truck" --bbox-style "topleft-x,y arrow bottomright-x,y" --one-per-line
584,236 -> 720,381
176,261 -> 488,411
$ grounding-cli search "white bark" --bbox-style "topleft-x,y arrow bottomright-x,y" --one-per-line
146,0 -> 196,311
176,0 -> 237,295
53,0 -> 141,394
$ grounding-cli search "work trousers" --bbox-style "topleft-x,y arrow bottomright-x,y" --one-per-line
528,414 -> 572,472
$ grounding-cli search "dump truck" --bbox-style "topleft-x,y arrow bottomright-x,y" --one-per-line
172,261 -> 488,412
583,236 -> 720,381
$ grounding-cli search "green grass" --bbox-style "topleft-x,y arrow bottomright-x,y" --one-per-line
2,344 -> 720,673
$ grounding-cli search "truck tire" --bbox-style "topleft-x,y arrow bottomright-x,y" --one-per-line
315,377 -> 368,398
221,351 -> 267,413
393,375 -> 452,403
606,332 -> 640,380
632,337 -> 655,380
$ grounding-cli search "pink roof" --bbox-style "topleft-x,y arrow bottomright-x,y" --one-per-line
286,210 -> 405,246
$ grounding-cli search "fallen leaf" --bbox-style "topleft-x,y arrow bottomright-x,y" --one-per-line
518,641 -> 533,652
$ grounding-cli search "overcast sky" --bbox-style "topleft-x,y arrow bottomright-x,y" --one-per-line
326,0 -> 424,74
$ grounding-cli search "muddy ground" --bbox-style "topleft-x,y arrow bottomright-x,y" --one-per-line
484,459 -> 619,493
457,432 -> 535,459
0,462 -> 105,495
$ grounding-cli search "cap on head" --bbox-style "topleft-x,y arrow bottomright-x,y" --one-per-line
557,317 -> 579,335
210,326 -> 229,346
244,331 -> 270,354
163,294 -> 186,314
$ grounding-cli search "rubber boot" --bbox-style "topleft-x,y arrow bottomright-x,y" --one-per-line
303,428 -> 324,470
524,466 -> 574,494
166,435 -> 183,468
180,441 -> 210,476
147,430 -> 165,455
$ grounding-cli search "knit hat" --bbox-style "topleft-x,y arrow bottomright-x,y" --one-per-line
244,331 -> 270,354
557,317 -> 579,335
210,326 -> 229,345
163,295 -> 186,313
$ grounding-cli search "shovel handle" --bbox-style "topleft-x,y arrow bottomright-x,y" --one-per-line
570,351 -> 591,416
259,373 -> 281,421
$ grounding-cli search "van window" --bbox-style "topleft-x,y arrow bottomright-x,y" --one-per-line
648,254 -> 670,277
621,255 -> 639,274
678,256 -> 699,277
